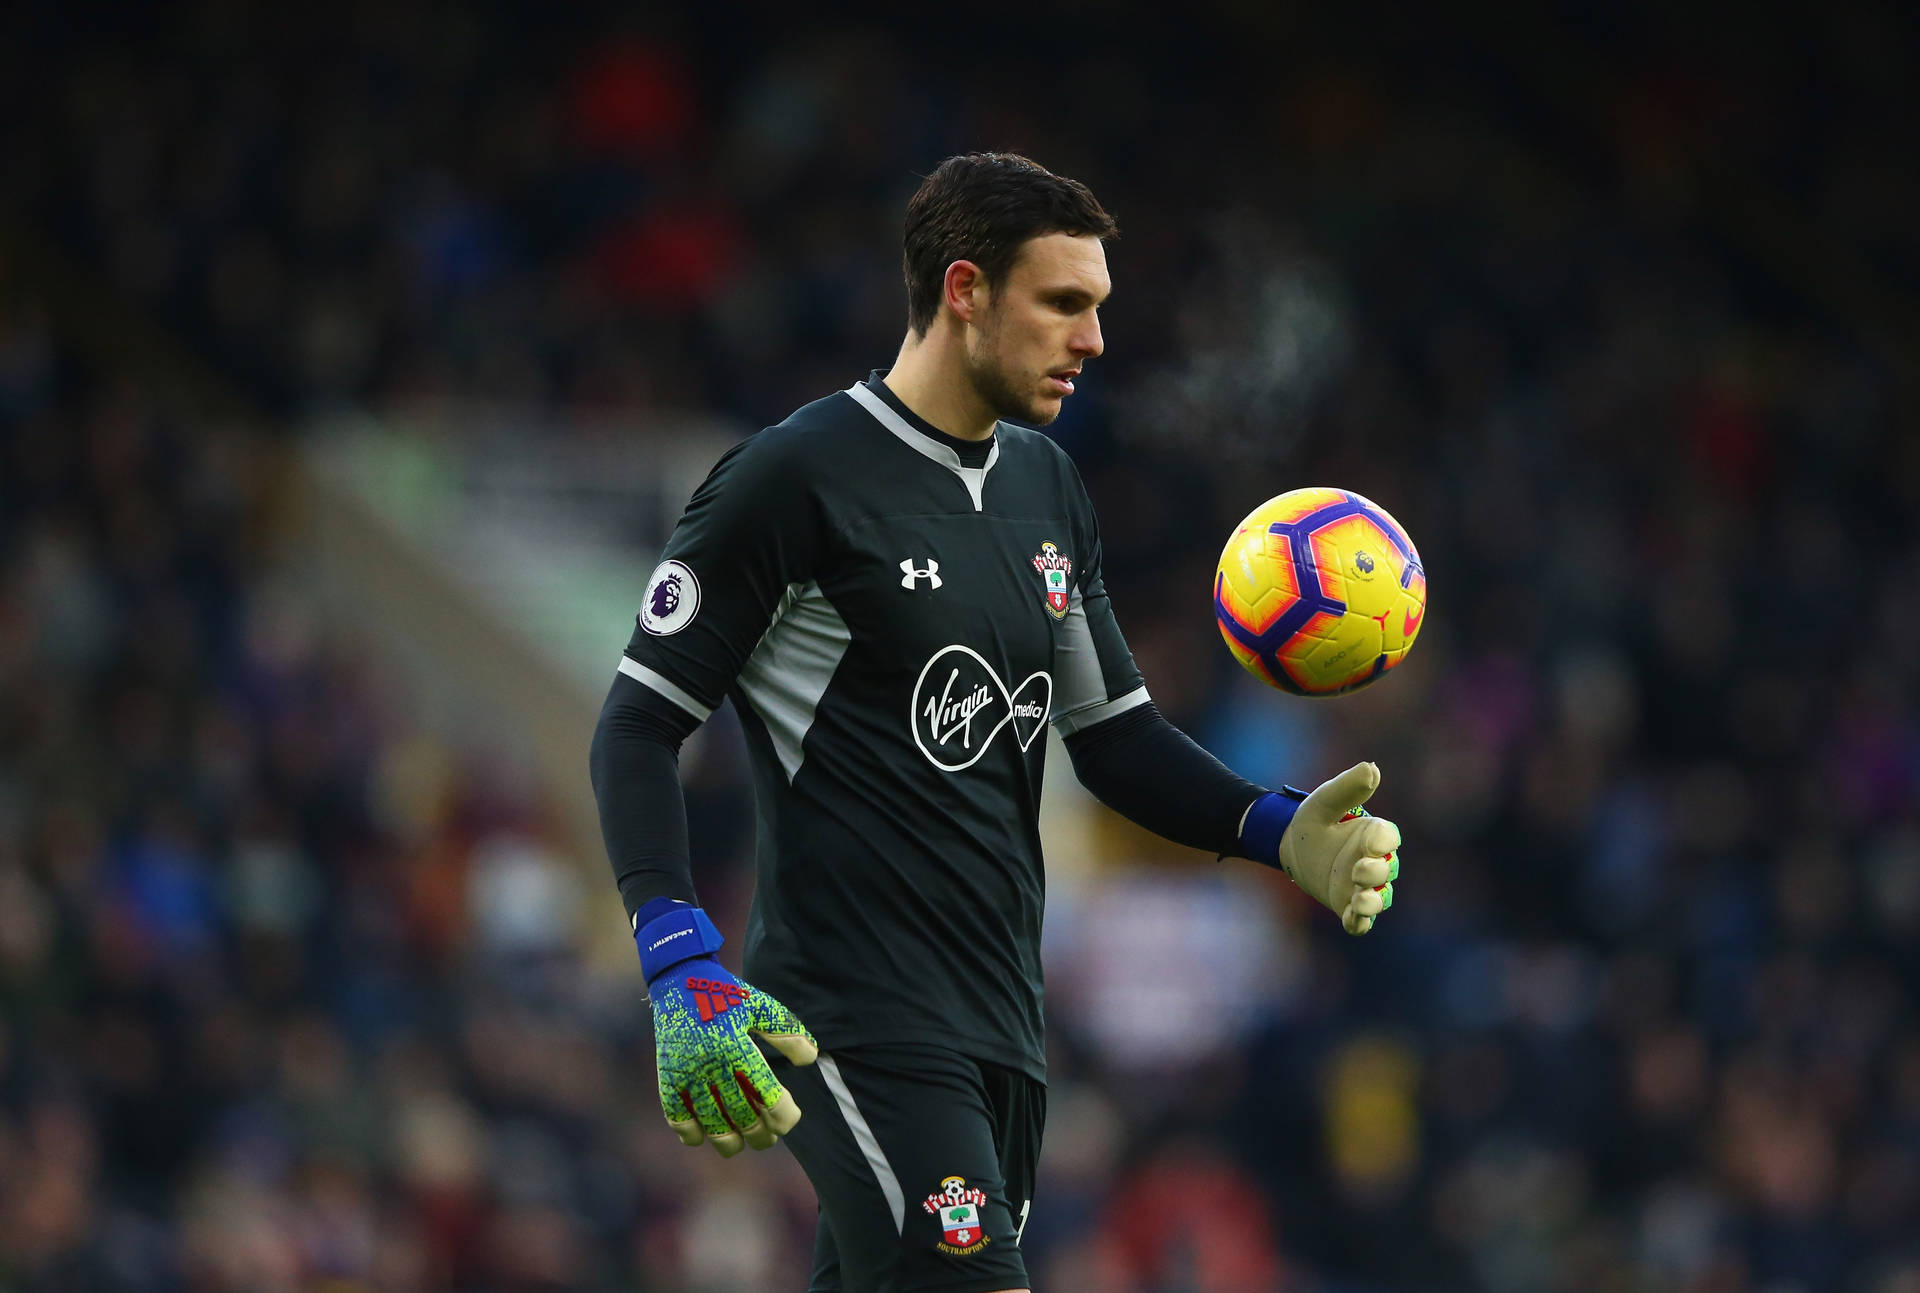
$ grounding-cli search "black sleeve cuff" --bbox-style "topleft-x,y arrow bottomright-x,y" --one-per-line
1061,701 -> 1267,857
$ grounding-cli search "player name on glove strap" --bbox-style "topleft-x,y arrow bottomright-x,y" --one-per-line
637,903 -> 725,981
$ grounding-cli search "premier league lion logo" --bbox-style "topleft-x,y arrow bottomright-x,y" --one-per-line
650,572 -> 682,620
640,560 -> 699,635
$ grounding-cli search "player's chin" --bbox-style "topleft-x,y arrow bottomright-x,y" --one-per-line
1021,389 -> 1066,425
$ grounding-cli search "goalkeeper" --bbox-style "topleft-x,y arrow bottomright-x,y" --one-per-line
591,153 -> 1402,1293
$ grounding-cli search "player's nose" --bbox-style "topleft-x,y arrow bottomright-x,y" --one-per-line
1071,313 -> 1103,359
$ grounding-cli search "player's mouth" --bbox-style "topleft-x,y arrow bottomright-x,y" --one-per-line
1045,369 -> 1080,396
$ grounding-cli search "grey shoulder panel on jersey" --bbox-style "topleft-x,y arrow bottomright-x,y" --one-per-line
734,580 -> 853,781
1050,586 -> 1151,735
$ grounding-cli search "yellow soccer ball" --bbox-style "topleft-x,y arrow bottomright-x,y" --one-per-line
1213,488 -> 1428,696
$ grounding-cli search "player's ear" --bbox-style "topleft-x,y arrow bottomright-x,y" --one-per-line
943,259 -> 987,325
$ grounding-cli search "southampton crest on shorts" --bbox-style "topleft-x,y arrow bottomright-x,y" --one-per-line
923,1175 -> 992,1256
1031,541 -> 1072,619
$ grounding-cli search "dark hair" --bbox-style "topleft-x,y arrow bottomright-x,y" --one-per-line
902,152 -> 1118,336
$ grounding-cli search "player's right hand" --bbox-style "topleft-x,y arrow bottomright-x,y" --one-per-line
637,904 -> 818,1157
1277,762 -> 1402,935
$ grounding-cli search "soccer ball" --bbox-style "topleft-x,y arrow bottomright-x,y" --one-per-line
1213,488 -> 1427,697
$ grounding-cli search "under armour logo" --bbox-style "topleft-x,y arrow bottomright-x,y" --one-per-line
900,558 -> 942,590
686,976 -> 749,1022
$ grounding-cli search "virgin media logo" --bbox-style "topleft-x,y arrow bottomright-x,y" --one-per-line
910,645 -> 1052,772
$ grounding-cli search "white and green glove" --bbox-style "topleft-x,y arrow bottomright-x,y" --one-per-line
1279,762 -> 1402,934
1242,762 -> 1402,934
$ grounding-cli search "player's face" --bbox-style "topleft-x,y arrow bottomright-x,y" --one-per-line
965,233 -> 1109,426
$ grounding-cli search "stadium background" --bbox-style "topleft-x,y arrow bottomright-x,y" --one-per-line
2,3 -> 1917,1290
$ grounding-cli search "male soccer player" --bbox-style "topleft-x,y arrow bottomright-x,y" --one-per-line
591,153 -> 1403,1293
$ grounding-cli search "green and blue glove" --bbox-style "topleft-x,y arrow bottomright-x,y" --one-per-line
1242,762 -> 1402,934
635,899 -> 818,1157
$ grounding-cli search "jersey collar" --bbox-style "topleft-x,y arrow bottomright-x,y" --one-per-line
845,376 -> 1001,512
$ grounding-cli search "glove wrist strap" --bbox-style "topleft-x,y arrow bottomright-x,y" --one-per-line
1237,788 -> 1306,872
637,905 -> 724,982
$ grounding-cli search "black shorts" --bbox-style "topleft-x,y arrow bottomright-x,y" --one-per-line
774,1044 -> 1045,1293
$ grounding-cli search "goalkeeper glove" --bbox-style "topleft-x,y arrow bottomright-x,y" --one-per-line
1242,762 -> 1401,935
635,900 -> 818,1157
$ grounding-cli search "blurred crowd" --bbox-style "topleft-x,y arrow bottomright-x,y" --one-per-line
3,2 -> 1918,1291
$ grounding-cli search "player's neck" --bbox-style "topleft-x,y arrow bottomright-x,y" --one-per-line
883,331 -> 998,442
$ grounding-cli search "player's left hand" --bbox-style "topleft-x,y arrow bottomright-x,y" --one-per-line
1277,761 -> 1402,935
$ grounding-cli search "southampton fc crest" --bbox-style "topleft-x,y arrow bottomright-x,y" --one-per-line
1031,541 -> 1073,620
922,1176 -> 992,1256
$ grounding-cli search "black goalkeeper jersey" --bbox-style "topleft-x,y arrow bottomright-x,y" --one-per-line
618,373 -> 1147,1079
